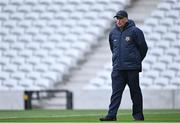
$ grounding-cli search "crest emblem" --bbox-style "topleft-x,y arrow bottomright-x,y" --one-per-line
125,36 -> 131,42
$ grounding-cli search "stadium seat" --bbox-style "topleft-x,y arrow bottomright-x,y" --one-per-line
0,72 -> 10,81
11,71 -> 26,81
18,34 -> 32,43
76,4 -> 90,12
35,78 -> 53,89
161,70 -> 176,79
49,63 -> 69,75
151,10 -> 165,19
168,62 -> 180,71
48,49 -> 64,58
158,55 -> 173,64
171,77 -> 180,86
19,49 -> 33,58
0,84 -> 9,90
11,42 -> 24,51
0,27 -> 8,36
17,20 -> 32,28
157,2 -> 171,11
144,54 -> 157,64
140,25 -> 152,34
174,56 -> 180,63
47,20 -> 62,28
27,71 -> 41,81
154,77 -> 169,87
34,49 -> 49,58
163,33 -> 177,42
172,2 -> 180,10
152,62 -> 166,71
18,78 -> 35,88
34,64 -> 48,73
149,48 -> 164,57
165,48 -> 179,56
26,56 -> 40,66
142,62 -> 151,71
140,77 -> 153,87
3,20 -> 16,28
169,26 -> 180,34
156,41 -> 170,49
24,0 -> 37,5
12,56 -> 26,66
17,5 -> 31,13
144,70 -> 159,79
144,18 -> 159,27
32,20 -> 47,28
39,0 -> 51,5
153,25 -> 167,34
148,33 -> 162,42
3,64 -> 17,73
3,34 -> 17,43
0,0 -> 8,6
166,10 -> 179,19
19,64 -> 33,73
2,78 -> 19,88
41,57 -> 55,66
68,0 -> 82,5
3,49 -> 17,58
42,71 -> 59,82
0,57 -> 10,65
160,18 -> 174,27
164,0 -> 178,4
24,12 -> 39,20
11,27 -> 24,36
3,5 -> 17,13
52,0 -> 68,5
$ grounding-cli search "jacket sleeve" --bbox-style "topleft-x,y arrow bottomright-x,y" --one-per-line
134,28 -> 148,61
109,32 -> 113,53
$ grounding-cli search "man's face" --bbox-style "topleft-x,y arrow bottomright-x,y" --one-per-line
115,17 -> 128,28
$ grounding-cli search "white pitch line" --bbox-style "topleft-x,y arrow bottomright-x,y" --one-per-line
0,122 -> 177,123
0,111 -> 180,120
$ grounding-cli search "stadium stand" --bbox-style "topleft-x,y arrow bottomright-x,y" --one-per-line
84,0 -> 180,90
1,0 -> 180,110
0,0 -> 127,90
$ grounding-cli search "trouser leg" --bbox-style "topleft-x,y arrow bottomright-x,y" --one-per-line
127,70 -> 144,119
108,70 -> 126,117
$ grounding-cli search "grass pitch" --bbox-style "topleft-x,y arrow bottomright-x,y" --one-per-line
0,110 -> 180,122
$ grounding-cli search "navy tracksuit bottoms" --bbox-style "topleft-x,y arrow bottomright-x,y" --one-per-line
108,69 -> 144,119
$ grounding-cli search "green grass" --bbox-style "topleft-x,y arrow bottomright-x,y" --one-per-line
0,110 -> 180,122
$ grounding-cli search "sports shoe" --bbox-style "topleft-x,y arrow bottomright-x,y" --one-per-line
133,113 -> 144,121
99,115 -> 117,121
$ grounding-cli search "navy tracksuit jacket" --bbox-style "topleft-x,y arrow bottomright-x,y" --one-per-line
107,20 -> 148,119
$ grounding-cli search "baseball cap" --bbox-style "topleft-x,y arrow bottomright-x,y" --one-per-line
114,10 -> 128,19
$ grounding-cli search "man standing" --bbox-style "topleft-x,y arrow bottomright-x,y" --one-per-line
100,10 -> 148,121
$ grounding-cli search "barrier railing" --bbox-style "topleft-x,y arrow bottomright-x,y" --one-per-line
24,89 -> 73,109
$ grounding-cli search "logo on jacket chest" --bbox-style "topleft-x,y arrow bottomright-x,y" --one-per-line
125,36 -> 131,42
113,39 -> 117,42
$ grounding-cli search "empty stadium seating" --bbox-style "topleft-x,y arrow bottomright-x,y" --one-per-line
1,0 -> 179,91
0,0 -> 125,90
85,0 -> 180,90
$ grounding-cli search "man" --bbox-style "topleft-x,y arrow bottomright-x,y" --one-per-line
100,10 -> 148,121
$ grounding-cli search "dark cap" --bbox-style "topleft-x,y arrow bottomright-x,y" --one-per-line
114,10 -> 128,18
